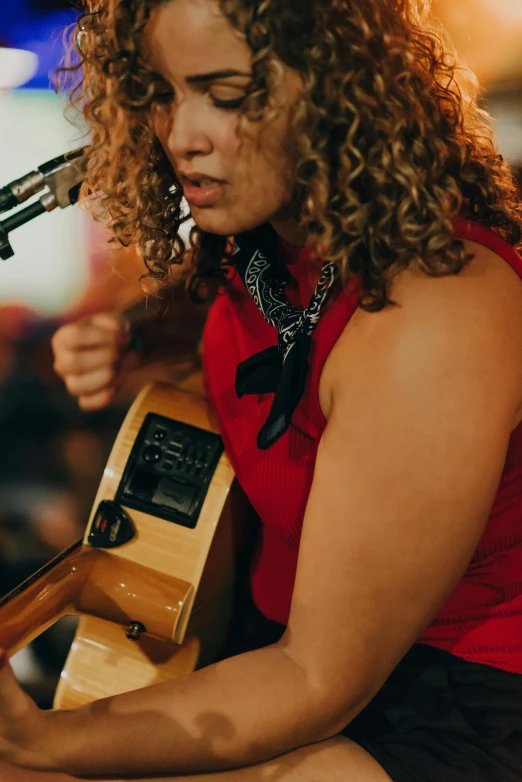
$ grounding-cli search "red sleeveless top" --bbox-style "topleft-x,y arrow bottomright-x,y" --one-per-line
203,218 -> 522,674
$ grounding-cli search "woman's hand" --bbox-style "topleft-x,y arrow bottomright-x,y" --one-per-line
0,651 -> 54,772
51,313 -> 142,412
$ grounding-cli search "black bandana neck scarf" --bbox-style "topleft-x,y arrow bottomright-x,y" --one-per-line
233,224 -> 338,450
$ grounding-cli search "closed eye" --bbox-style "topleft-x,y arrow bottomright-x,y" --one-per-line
150,76 -> 250,112
210,93 -> 246,110
153,89 -> 246,112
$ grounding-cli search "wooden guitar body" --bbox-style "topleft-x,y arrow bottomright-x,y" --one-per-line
0,382 -> 241,709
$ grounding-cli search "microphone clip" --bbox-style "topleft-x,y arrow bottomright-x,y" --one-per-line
0,148 -> 88,260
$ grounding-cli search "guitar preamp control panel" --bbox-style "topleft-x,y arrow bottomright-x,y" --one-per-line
116,413 -> 224,529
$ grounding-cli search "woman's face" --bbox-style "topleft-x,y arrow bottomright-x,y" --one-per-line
145,0 -> 303,239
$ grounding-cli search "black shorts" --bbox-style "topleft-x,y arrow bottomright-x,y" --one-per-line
222,595 -> 522,781
342,643 -> 522,782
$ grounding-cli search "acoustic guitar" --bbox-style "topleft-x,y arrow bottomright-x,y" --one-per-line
0,380 -> 242,709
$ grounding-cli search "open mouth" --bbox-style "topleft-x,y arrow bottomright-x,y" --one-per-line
191,179 -> 218,188
183,176 -> 223,188
180,176 -> 226,207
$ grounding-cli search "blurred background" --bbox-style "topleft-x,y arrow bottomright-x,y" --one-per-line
0,0 -> 154,706
0,0 -> 521,706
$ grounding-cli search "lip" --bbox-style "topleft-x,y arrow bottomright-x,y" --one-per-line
181,176 -> 226,207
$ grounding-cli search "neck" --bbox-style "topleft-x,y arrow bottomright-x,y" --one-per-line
270,216 -> 307,248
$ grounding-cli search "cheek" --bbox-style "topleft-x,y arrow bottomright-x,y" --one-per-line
235,120 -> 293,189
215,117 -> 242,165
243,138 -> 294,205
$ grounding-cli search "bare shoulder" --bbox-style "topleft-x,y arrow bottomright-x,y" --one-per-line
320,239 -> 522,429
286,238 -> 522,714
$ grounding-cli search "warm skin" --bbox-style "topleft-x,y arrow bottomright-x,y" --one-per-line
6,1 -> 522,780
8,238 -> 522,782
51,286 -> 209,411
146,0 -> 305,244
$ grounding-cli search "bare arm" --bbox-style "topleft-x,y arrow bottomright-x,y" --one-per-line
5,244 -> 522,778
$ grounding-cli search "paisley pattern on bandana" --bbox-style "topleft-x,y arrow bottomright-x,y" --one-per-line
232,228 -> 338,449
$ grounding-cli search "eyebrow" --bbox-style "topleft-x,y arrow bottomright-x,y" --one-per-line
185,69 -> 252,84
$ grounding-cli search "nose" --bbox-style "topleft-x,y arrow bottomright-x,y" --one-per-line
162,100 -> 213,161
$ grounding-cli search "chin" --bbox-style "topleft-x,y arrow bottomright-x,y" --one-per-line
190,205 -> 269,237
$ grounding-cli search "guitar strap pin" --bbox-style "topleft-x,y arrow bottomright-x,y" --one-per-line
126,621 -> 146,641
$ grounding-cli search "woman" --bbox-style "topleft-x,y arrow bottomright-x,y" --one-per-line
3,0 -> 522,780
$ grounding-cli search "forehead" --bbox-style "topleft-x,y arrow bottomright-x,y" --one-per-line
145,0 -> 251,77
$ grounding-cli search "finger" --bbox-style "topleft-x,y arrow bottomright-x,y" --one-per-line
53,344 -> 121,378
52,320 -> 128,353
78,387 -> 117,412
89,312 -> 129,333
52,324 -> 106,352
64,366 -> 116,398
0,651 -> 33,721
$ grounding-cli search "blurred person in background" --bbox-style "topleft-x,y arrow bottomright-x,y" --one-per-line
2,0 -> 522,781
0,320 -> 128,707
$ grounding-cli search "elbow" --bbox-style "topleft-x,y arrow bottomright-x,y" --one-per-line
317,707 -> 367,743
277,646 -> 374,746
312,691 -> 372,743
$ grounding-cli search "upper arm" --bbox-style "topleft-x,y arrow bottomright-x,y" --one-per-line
280,246 -> 522,736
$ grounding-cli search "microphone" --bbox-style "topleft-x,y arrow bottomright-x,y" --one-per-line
0,148 -> 88,260
0,147 -> 88,214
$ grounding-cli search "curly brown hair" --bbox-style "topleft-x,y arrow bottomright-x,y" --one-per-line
62,0 -> 522,310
